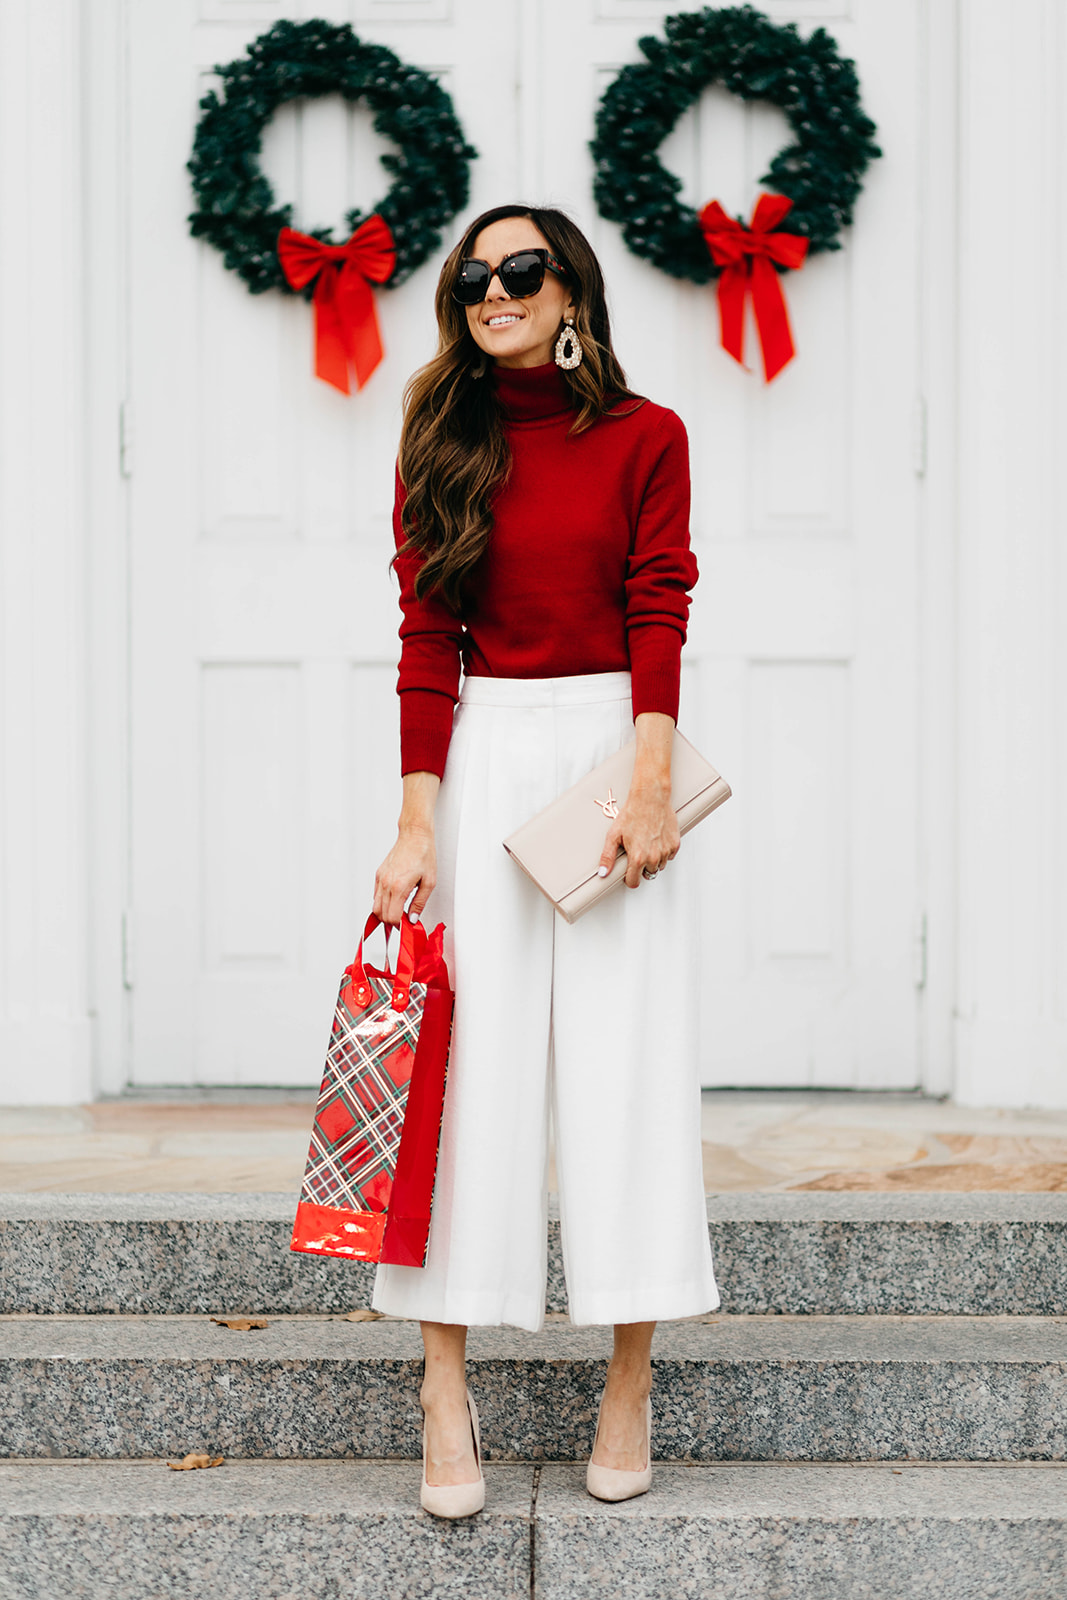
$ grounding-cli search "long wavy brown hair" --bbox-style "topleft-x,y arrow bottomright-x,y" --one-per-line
394,203 -> 640,609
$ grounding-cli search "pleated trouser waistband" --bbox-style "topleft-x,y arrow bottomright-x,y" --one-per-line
458,670 -> 632,708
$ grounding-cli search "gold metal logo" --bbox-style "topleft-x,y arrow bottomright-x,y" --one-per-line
593,789 -> 619,819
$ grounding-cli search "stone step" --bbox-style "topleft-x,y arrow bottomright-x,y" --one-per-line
2,1458 -> 1066,1600
4,1191 -> 1067,1316
3,1313 -> 1066,1463
0,1459 -> 534,1600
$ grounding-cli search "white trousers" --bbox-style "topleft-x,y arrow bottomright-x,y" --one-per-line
372,672 -> 719,1332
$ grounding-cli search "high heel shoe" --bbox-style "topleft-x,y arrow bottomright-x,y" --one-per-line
420,1387 -> 485,1519
585,1392 -> 653,1502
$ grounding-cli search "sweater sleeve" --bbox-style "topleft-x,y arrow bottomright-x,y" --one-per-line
392,463 -> 464,778
624,410 -> 699,723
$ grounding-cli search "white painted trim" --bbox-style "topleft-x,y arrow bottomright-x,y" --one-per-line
517,0 -> 544,201
82,0 -> 132,1096
914,0 -> 960,1097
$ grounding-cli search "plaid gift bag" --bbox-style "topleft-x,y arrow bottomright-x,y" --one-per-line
290,913 -> 453,1267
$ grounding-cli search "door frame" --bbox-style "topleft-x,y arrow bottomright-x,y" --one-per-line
83,0 -> 963,1099
914,0 -> 961,1097
84,0 -> 132,1097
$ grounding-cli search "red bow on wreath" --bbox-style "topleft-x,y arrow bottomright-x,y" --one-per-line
698,194 -> 809,383
277,214 -> 396,394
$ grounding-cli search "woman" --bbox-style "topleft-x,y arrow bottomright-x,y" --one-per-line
372,203 -> 719,1518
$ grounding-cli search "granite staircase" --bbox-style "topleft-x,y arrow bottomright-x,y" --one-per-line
2,1192 -> 1067,1598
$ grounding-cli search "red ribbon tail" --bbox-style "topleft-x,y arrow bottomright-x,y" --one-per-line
716,261 -> 749,369
340,269 -> 385,391
312,271 -> 351,394
750,255 -> 796,382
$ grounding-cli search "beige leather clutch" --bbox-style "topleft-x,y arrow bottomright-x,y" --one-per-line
503,730 -> 731,923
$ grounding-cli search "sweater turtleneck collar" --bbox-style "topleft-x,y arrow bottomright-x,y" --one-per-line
492,359 -> 574,423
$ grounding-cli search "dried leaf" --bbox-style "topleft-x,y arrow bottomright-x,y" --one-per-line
344,1308 -> 383,1322
210,1316 -> 269,1330
166,1453 -> 224,1471
698,1316 -> 720,1325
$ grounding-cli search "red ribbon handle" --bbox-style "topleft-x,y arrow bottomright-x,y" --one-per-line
277,214 -> 396,395
344,913 -> 425,1013
698,193 -> 810,383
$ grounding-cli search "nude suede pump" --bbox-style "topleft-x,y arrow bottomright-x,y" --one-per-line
420,1388 -> 485,1519
585,1394 -> 653,1502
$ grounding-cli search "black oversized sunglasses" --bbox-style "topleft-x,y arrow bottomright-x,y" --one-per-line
451,248 -> 570,306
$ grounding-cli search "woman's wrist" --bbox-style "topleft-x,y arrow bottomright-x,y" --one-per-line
631,711 -> 674,795
397,770 -> 440,836
398,817 -> 435,839
628,769 -> 671,799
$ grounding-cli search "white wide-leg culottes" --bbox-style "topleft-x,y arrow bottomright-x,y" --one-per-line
372,671 -> 719,1332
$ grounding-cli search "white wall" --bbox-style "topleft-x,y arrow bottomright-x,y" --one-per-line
1,0 -> 1065,1106
0,0 -> 93,1104
951,0 -> 1067,1106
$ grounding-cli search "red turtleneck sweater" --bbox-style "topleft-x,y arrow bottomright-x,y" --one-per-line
394,361 -> 698,777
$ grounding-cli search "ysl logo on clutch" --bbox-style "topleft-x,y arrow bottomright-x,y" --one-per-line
593,789 -> 619,819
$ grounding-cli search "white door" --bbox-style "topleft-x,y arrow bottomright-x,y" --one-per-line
127,0 -> 522,1085
127,0 -> 921,1089
533,0 -> 922,1088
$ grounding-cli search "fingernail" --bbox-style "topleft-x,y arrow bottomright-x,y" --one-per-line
409,912 -> 420,923
597,866 -> 608,878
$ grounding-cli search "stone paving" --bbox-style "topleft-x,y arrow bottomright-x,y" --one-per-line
3,1090 -> 1067,1193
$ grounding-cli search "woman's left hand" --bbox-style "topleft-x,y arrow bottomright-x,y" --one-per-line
597,710 -> 680,888
599,783 -> 681,888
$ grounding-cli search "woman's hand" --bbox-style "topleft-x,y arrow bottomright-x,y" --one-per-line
597,711 -> 680,889
599,784 -> 681,888
373,771 -> 440,925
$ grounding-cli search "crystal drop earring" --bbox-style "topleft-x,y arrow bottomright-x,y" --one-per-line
554,318 -> 583,370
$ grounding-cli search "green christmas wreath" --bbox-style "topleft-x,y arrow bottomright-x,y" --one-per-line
187,18 -> 477,295
590,4 -> 880,285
